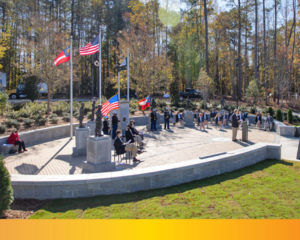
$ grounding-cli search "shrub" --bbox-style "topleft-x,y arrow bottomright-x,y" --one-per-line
52,102 -> 69,116
5,111 -> 17,120
276,109 -> 283,122
268,107 -> 274,117
5,119 -> 20,129
50,117 -> 58,124
62,113 -> 70,122
283,112 -> 287,121
212,101 -> 218,108
200,100 -> 207,110
24,75 -> 39,102
0,91 -> 8,116
0,157 -> 14,217
17,108 -> 31,118
32,114 -> 42,123
178,108 -> 184,113
36,118 -> 46,126
239,104 -> 247,112
155,99 -> 167,110
250,106 -> 257,114
0,124 -> 6,134
12,102 -> 26,111
25,102 -> 47,116
23,118 -> 34,128
170,80 -> 180,106
287,109 -> 293,124
130,99 -> 138,114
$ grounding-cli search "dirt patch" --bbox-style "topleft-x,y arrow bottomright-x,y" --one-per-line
2,199 -> 47,219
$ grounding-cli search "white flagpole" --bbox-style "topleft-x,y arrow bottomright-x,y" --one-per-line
118,71 -> 120,99
70,36 -> 73,139
99,27 -> 102,105
127,49 -> 129,101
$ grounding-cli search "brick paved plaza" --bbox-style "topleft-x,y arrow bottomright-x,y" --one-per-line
4,125 -> 278,175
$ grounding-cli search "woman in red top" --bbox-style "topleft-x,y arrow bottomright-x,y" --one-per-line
7,129 -> 27,153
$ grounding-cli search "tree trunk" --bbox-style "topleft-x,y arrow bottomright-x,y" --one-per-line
203,0 -> 209,75
237,0 -> 242,100
254,0 -> 259,85
263,0 -> 267,104
274,0 -> 278,104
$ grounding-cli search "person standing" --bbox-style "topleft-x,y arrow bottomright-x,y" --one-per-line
232,109 -> 239,141
199,112 -> 205,131
7,129 -> 27,153
112,111 -> 119,139
255,112 -> 262,129
150,109 -> 157,131
204,110 -> 209,128
164,107 -> 170,130
102,116 -> 110,135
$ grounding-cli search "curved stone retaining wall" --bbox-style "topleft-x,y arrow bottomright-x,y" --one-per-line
0,116 -> 149,150
11,143 -> 281,200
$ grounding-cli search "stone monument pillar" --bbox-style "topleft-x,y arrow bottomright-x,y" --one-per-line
86,121 -> 96,136
72,127 -> 90,156
184,111 -> 194,127
242,121 -> 248,142
297,140 -> 300,160
119,101 -> 130,134
83,136 -> 114,172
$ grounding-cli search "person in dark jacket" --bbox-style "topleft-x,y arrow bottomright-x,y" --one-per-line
114,131 -> 139,162
255,112 -> 262,128
232,109 -> 239,141
112,111 -> 119,139
150,109 -> 157,131
125,125 -> 135,143
264,113 -> 274,131
102,116 -> 110,135
129,120 -> 144,146
164,107 -> 170,130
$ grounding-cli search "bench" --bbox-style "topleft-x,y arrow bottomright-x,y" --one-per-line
1,143 -> 17,154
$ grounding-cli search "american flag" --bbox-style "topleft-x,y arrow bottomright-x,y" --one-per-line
80,35 -> 100,56
101,95 -> 120,116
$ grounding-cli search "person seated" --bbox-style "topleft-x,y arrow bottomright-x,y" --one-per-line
114,130 -> 140,163
264,114 -> 274,131
129,120 -> 144,143
102,116 -> 110,135
7,129 -> 27,153
125,125 -> 135,143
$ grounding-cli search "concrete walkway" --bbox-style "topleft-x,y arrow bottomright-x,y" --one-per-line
5,124 -> 279,175
275,134 -> 299,161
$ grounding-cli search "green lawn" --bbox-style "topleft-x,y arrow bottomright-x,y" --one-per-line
30,160 -> 300,219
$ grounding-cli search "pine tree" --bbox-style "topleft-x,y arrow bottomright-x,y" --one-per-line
0,157 -> 14,217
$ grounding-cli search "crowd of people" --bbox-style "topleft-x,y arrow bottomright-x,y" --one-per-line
6,101 -> 274,157
147,106 -> 275,142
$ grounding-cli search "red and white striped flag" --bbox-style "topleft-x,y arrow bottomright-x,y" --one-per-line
80,35 -> 100,56
101,95 -> 120,116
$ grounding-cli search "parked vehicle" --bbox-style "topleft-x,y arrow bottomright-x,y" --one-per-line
179,88 -> 202,99
8,82 -> 48,99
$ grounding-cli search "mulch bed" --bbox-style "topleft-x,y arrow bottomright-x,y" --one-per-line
2,199 -> 47,219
